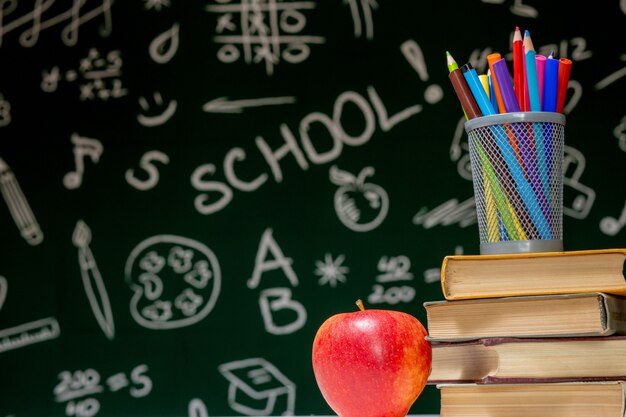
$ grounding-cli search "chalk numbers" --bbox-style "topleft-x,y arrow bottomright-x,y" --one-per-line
367,255 -> 416,305
55,370 -> 101,417
367,284 -> 415,305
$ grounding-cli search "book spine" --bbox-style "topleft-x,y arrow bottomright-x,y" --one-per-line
605,294 -> 626,334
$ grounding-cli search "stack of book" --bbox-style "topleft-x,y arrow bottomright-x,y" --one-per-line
423,248 -> 626,417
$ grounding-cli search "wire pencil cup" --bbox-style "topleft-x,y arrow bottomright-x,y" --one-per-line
465,112 -> 565,255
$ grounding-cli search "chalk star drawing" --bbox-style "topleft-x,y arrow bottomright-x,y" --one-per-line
314,253 -> 349,287
143,0 -> 171,12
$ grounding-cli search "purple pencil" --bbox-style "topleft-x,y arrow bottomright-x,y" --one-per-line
492,58 -> 521,113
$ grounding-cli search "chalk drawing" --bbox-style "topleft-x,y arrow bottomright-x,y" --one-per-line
137,93 -> 177,127
0,156 -> 44,245
188,399 -> 209,417
205,0 -> 324,75
376,255 -> 413,282
480,0 -> 538,18
191,86 -> 423,216
0,93 -> 11,127
400,40 -> 444,104
600,201 -> 626,236
563,145 -> 595,220
344,0 -> 377,40
144,0 -> 170,12
0,276 -> 6,311
63,133 -> 103,189
330,165 -> 389,232
259,287 -> 307,335
0,0 -> 113,48
367,284 -> 415,305
54,364 -> 151,417
615,115 -> 626,152
125,235 -> 221,329
203,96 -> 296,113
595,54 -> 626,91
0,316 -> 60,354
125,150 -> 170,191
72,220 -> 115,340
314,253 -> 349,287
412,197 -> 477,229
248,228 -> 299,289
149,23 -> 179,63
42,48 -> 127,101
218,357 -> 295,416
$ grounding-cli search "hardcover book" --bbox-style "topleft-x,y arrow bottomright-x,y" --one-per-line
438,381 -> 626,417
428,335 -> 626,384
440,248 -> 626,301
423,292 -> 626,342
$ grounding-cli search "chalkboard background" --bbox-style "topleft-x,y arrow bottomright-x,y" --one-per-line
1,1 -> 625,416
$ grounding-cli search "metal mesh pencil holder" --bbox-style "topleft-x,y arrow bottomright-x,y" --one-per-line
465,112 -> 566,255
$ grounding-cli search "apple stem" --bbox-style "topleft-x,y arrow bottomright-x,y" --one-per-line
355,299 -> 365,311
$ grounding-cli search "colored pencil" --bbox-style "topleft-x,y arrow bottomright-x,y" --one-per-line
556,58 -> 572,113
461,63 -> 496,116
487,69 -> 498,111
491,58 -> 520,113
487,53 -> 507,113
524,30 -> 541,112
513,27 -> 525,111
446,51 -> 481,120
542,52 -> 559,112
535,54 -> 547,109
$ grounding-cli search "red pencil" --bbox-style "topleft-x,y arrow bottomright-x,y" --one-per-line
556,58 -> 572,113
513,27 -> 525,111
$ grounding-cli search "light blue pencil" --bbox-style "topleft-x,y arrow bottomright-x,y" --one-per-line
461,63 -> 496,116
524,30 -> 541,112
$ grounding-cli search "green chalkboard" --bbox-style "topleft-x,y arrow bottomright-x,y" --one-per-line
1,1 -> 625,416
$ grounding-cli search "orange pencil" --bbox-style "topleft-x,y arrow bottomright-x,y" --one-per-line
513,27 -> 525,111
556,58 -> 572,113
487,53 -> 507,113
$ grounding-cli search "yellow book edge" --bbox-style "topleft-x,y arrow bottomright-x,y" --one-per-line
440,248 -> 626,300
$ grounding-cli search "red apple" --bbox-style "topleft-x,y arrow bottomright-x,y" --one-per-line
312,300 -> 431,417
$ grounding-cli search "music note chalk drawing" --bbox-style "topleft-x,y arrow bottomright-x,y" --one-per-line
124,235 -> 221,330
63,134 -> 103,190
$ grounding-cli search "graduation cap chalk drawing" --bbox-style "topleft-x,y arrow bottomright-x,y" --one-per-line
218,357 -> 295,416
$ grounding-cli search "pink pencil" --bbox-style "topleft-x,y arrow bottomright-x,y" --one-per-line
522,30 -> 530,111
535,55 -> 547,109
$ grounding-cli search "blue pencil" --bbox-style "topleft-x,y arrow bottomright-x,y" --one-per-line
461,63 -> 497,116
542,52 -> 559,112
